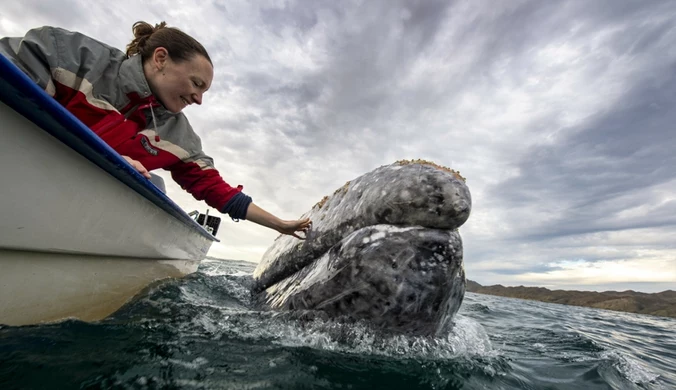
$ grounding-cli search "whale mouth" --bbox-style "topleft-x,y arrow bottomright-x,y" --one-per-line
257,224 -> 467,336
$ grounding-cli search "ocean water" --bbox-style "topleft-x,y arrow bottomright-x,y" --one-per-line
1,258 -> 674,389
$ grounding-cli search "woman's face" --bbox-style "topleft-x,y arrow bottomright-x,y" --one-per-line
145,48 -> 213,113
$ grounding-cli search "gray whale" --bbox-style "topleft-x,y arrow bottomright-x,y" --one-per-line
253,160 -> 471,335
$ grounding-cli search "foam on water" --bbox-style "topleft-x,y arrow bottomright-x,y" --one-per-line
183,308 -> 496,363
600,350 -> 661,385
174,266 -> 495,362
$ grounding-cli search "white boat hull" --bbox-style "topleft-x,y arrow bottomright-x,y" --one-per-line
0,249 -> 199,326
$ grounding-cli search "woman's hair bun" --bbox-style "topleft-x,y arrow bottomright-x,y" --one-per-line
127,21 -> 167,56
125,21 -> 212,65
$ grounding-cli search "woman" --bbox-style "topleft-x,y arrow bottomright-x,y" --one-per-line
0,22 -> 311,239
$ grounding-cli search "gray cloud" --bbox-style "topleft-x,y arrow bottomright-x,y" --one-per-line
492,59 -> 676,242
491,264 -> 566,276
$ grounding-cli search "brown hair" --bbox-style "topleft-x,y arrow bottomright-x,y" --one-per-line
126,21 -> 212,65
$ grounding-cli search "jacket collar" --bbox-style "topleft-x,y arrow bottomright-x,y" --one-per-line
118,55 -> 153,100
118,55 -> 170,115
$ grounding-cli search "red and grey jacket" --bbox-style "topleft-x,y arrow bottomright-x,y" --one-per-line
0,26 -> 251,219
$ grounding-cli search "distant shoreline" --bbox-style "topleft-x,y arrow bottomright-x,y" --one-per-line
466,280 -> 676,319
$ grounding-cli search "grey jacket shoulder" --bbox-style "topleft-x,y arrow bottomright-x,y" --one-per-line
51,26 -> 126,77
0,26 -> 125,90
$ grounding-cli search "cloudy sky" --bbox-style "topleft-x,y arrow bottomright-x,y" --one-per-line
2,0 -> 675,292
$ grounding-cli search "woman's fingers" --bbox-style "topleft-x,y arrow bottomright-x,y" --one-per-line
298,219 -> 311,231
121,155 -> 151,179
278,218 -> 312,240
131,160 -> 151,179
136,163 -> 151,179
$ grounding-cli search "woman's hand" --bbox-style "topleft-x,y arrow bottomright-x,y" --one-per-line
244,203 -> 312,240
121,155 -> 151,179
277,218 -> 312,240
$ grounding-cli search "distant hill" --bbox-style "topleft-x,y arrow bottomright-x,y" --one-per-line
466,280 -> 676,319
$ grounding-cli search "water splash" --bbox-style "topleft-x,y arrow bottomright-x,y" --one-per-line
600,350 -> 661,386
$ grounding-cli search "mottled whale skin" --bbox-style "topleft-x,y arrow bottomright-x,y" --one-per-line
252,161 -> 471,336
257,225 -> 465,336
253,162 -> 471,291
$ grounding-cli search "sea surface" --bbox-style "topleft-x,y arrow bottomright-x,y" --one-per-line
1,258 -> 674,389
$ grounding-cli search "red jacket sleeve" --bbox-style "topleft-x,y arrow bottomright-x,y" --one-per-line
167,158 -> 244,211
